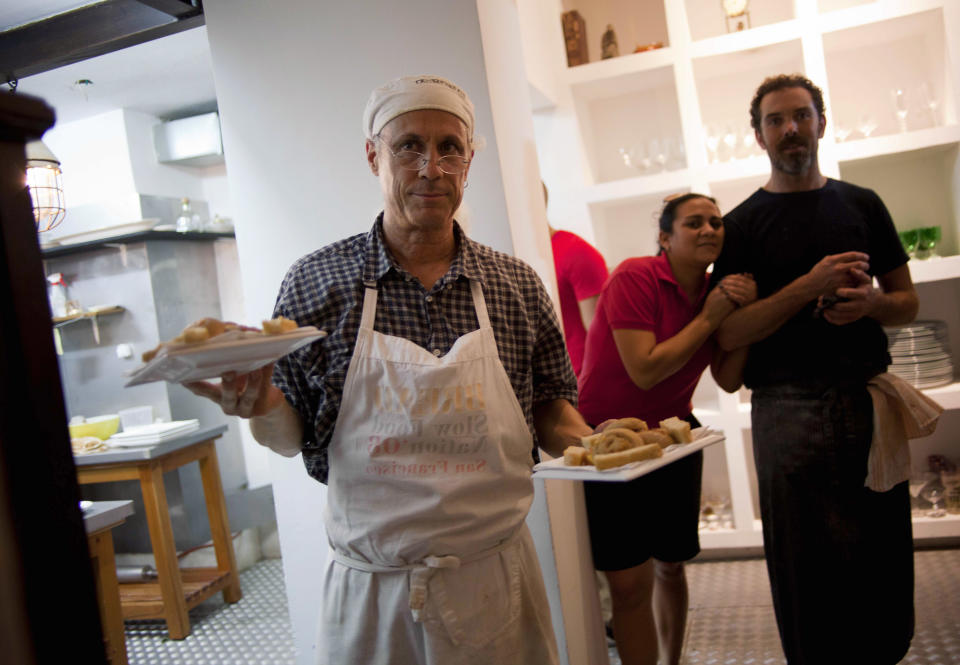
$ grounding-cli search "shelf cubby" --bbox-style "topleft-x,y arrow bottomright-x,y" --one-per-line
561,0 -> 670,69
823,7 -> 955,142
572,65 -> 684,185
685,0 -> 795,42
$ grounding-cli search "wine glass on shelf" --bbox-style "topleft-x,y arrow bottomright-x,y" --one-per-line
669,136 -> 686,171
920,472 -> 947,518
834,123 -> 852,143
858,115 -> 878,139
618,146 -> 633,168
705,126 -> 720,164
941,468 -> 960,514
891,88 -> 909,133
918,226 -> 942,260
898,229 -> 919,259
741,127 -> 758,155
918,82 -> 939,127
722,126 -> 738,161
908,470 -> 929,516
650,138 -> 668,172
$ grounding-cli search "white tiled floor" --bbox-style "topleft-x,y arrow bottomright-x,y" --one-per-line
125,548 -> 960,665
609,547 -> 960,665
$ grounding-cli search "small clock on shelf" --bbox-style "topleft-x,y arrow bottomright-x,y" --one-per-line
722,0 -> 751,33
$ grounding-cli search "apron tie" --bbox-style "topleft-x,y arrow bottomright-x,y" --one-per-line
331,530 -> 519,623
409,555 -> 460,621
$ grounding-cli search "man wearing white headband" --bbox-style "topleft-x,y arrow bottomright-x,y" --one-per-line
188,75 -> 592,664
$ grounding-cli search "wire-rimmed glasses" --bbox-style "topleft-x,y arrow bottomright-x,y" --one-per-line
378,139 -> 471,175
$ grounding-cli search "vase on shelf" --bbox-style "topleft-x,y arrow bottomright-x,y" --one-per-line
561,10 -> 589,67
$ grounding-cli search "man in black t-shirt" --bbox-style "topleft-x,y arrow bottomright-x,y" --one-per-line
711,74 -> 919,665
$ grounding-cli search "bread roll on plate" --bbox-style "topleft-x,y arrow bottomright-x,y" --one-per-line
605,417 -> 648,432
581,427 -> 644,455
638,429 -> 674,449
659,417 -> 693,443
594,443 -> 662,470
563,446 -> 592,466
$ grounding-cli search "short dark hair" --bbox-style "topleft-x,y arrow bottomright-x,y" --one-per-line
749,74 -> 825,132
658,193 -> 716,235
657,193 -> 717,255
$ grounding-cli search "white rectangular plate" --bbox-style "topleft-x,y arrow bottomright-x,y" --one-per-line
532,428 -> 725,482
125,327 -> 326,387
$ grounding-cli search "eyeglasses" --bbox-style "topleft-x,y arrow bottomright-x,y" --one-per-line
378,138 -> 471,175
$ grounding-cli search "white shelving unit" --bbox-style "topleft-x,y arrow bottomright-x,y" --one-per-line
521,0 -> 960,550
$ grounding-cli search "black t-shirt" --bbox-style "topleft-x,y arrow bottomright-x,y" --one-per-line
712,178 -> 908,388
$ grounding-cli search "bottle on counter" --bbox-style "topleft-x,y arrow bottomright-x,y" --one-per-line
47,272 -> 68,318
176,197 -> 195,233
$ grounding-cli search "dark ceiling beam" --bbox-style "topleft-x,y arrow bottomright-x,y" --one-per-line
133,0 -> 203,19
0,0 -> 205,82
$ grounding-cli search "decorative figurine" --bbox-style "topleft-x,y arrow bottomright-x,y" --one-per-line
601,24 -> 619,59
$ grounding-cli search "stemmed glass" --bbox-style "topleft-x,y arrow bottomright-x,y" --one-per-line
891,88 -> 909,133
834,124 -> 852,143
918,82 -> 939,127
898,229 -> 919,259
705,127 -> 720,164
921,480 -> 947,518
908,470 -> 929,516
858,115 -> 878,138
741,128 -> 757,155
918,226 -> 941,259
722,127 -> 738,161
650,138 -> 668,172
942,469 -> 960,514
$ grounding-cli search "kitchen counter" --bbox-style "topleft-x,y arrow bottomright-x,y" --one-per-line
84,500 -> 134,665
41,229 -> 235,259
83,499 -> 135,534
73,424 -> 228,465
75,424 -> 241,639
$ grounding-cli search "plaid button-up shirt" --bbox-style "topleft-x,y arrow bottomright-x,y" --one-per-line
272,215 -> 577,484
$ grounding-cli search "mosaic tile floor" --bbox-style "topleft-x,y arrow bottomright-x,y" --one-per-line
124,549 -> 958,665
608,548 -> 960,665
125,558 -> 295,665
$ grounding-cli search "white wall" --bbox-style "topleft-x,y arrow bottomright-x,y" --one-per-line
202,1 -> 519,662
42,110 -> 142,241
124,109 -> 206,201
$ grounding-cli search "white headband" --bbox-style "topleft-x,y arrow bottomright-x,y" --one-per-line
363,75 -> 475,141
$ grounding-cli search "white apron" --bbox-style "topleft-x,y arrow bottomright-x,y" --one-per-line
318,278 -> 559,665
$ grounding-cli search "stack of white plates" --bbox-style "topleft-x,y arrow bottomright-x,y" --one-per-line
887,321 -> 954,389
106,419 -> 200,447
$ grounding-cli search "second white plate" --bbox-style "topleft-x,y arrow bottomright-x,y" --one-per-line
125,327 -> 326,387
532,428 -> 725,482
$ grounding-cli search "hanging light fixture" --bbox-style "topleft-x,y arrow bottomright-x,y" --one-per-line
26,139 -> 66,232
7,78 -> 66,233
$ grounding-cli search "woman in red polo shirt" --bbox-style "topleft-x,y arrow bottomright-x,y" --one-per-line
578,193 -> 756,665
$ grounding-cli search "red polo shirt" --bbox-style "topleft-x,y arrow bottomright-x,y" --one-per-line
578,253 -> 713,426
551,230 -> 609,377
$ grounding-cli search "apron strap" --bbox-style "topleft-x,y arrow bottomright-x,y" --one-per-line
470,279 -> 490,329
359,287 -> 378,331
331,529 -> 519,624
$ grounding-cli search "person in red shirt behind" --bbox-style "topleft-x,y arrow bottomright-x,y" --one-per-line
545,182 -> 609,376
577,193 -> 756,665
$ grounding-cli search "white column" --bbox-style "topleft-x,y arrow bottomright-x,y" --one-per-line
202,0 -> 585,662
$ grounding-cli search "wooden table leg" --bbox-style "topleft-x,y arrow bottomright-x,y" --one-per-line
89,529 -> 129,665
198,442 -> 242,603
138,463 -> 190,639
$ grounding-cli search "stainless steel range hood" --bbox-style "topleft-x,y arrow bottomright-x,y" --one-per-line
153,111 -> 224,167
